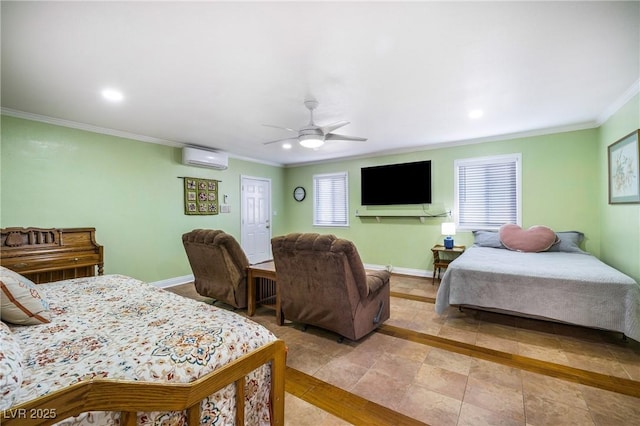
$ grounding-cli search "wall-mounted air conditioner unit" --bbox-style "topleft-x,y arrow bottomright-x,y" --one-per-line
182,147 -> 228,170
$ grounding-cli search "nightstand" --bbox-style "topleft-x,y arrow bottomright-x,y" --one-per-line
431,244 -> 465,284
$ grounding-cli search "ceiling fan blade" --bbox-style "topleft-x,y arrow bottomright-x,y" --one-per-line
262,124 -> 298,133
263,137 -> 298,145
321,121 -> 349,135
325,133 -> 367,142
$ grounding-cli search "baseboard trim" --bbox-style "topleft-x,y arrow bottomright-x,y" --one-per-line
153,267 -> 431,288
151,274 -> 194,288
364,263 -> 431,278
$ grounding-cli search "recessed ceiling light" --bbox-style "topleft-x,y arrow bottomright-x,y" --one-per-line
469,109 -> 484,119
282,142 -> 292,149
101,88 -> 124,102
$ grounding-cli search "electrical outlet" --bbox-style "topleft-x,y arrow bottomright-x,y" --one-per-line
220,205 -> 230,213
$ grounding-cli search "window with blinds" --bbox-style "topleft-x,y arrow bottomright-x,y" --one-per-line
454,154 -> 521,230
313,172 -> 349,227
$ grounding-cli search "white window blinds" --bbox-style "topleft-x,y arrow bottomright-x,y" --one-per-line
455,154 -> 521,230
313,172 -> 349,227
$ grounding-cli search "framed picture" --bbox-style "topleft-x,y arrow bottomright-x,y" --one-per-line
608,129 -> 640,204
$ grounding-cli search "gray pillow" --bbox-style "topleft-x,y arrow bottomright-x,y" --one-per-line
472,230 -> 505,249
547,231 -> 586,253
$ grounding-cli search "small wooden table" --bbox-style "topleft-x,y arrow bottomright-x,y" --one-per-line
247,261 -> 282,325
431,244 -> 465,284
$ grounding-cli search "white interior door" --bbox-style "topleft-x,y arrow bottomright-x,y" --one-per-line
241,176 -> 272,264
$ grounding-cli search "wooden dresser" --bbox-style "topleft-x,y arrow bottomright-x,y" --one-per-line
0,227 -> 104,284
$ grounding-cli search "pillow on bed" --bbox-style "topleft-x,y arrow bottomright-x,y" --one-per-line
0,266 -> 51,325
0,321 -> 24,411
472,230 -> 505,248
547,231 -> 586,253
499,224 -> 558,253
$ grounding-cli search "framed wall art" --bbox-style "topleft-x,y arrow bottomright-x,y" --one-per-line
608,129 -> 640,204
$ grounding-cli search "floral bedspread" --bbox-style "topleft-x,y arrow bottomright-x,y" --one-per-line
7,274 -> 277,425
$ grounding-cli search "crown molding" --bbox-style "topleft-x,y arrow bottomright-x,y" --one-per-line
1,107 -> 284,167
0,107 -> 186,147
596,78 -> 640,126
284,120 -> 599,168
5,74 -> 638,170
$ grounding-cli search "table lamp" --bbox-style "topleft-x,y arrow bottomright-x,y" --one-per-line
441,222 -> 456,249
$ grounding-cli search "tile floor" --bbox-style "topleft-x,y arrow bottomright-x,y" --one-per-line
170,275 -> 640,425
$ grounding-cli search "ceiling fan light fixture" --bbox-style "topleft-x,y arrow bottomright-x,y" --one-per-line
101,88 -> 124,102
263,99 -> 366,149
469,109 -> 484,119
299,135 -> 324,149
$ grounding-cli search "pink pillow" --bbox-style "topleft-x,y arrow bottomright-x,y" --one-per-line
499,224 -> 558,253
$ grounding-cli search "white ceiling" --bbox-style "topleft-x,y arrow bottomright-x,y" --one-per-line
2,1 -> 639,166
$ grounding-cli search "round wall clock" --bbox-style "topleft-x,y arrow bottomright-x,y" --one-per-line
293,186 -> 306,202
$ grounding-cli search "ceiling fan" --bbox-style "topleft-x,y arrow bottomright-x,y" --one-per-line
263,99 -> 367,149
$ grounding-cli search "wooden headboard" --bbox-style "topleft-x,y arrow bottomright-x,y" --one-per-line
0,227 -> 104,284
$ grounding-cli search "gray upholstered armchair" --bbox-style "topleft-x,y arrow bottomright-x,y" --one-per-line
271,233 -> 390,341
182,229 -> 249,309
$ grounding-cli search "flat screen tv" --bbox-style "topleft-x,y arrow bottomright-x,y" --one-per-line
361,160 -> 432,205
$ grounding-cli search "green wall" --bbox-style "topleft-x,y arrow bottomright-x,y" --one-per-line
2,100 -> 638,283
598,93 -> 640,283
0,116 -> 286,283
281,129 -> 601,274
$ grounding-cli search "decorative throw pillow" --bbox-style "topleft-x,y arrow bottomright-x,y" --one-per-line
547,231 -> 586,253
0,266 -> 51,325
472,230 -> 505,248
0,321 -> 24,410
499,224 -> 558,253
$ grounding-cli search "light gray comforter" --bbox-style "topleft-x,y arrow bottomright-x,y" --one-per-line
435,246 -> 640,342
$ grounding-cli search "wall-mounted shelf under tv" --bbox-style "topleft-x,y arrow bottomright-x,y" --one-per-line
355,211 -> 449,223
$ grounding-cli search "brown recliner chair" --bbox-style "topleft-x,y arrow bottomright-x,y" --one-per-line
182,229 -> 249,309
271,233 -> 391,341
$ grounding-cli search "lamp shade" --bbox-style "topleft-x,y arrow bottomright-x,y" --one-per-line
441,222 -> 456,236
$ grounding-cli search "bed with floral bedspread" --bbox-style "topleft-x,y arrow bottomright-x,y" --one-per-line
2,274 -> 281,425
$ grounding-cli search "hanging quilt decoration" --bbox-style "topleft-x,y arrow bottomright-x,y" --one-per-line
184,177 -> 219,215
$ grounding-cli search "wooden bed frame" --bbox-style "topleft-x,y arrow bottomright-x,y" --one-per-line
1,227 -> 286,426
